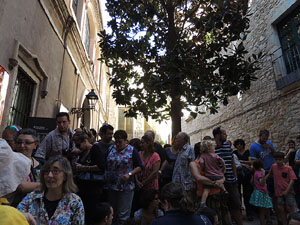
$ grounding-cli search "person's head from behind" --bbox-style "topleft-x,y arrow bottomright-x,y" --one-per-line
40,156 -> 77,194
99,123 -> 114,144
200,140 -> 214,154
253,159 -> 264,171
203,136 -> 212,141
161,182 -> 193,214
56,112 -> 70,134
113,130 -> 128,150
72,128 -> 93,152
2,125 -> 20,151
91,202 -> 113,225
140,190 -> 160,210
14,128 -> 39,158
258,129 -> 269,145
129,138 -> 142,151
194,142 -> 201,158
233,139 -> 245,151
141,135 -> 154,153
274,151 -> 285,167
197,207 -> 218,225
164,144 -> 171,149
289,213 -> 300,225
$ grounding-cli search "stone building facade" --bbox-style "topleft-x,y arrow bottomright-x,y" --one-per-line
182,0 -> 300,151
0,0 -> 117,131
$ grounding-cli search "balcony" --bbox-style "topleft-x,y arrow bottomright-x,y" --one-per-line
271,46 -> 300,89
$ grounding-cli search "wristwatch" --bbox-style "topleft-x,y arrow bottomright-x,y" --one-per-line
128,172 -> 133,176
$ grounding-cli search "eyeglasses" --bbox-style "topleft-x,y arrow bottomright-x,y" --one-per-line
16,141 -> 36,145
5,125 -> 19,131
44,169 -> 63,176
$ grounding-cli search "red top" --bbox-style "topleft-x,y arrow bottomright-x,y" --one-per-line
269,164 -> 297,197
138,152 -> 160,190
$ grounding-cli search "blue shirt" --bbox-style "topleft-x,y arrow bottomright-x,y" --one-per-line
150,210 -> 211,225
215,142 -> 237,182
250,141 -> 276,173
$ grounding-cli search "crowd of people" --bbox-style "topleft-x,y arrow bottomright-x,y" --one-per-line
1,112 -> 300,225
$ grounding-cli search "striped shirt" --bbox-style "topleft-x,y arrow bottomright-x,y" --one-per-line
215,142 -> 237,183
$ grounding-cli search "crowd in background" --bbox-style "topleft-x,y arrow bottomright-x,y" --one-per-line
1,112 -> 300,225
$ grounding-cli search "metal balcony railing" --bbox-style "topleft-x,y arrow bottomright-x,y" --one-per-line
271,46 -> 300,89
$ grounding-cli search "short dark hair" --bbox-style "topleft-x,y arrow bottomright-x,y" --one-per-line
129,138 -> 142,151
287,139 -> 295,145
140,190 -> 159,209
194,142 -> 201,158
253,159 -> 264,170
91,202 -> 111,224
259,129 -> 269,137
273,151 -> 285,159
15,128 -> 40,144
212,126 -> 222,137
113,130 -> 127,140
56,112 -> 70,121
233,139 -> 245,148
99,123 -> 114,134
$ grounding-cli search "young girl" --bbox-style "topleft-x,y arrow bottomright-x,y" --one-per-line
249,159 -> 273,225
199,140 -> 226,208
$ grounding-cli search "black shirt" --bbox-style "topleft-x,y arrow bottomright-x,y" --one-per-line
43,196 -> 60,219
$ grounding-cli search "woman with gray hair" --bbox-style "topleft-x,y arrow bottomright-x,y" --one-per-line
17,156 -> 84,225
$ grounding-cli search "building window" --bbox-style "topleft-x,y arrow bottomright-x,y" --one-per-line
8,67 -> 35,127
277,6 -> 300,74
273,5 -> 300,89
83,12 -> 90,55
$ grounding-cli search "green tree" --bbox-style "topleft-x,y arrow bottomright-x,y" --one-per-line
99,0 -> 262,137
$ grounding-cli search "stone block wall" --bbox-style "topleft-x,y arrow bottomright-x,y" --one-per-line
182,0 -> 300,152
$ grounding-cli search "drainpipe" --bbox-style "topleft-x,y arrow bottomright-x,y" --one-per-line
57,16 -> 75,112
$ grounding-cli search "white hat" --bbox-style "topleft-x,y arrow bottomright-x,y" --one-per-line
0,139 -> 31,197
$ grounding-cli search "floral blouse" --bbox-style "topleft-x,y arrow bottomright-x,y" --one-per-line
17,191 -> 84,225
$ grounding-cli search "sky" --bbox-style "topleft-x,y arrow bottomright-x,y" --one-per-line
99,0 -> 172,143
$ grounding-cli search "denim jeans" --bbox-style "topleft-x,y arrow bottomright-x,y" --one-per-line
108,189 -> 134,225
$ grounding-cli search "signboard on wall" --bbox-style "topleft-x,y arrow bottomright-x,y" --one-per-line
28,117 -> 56,142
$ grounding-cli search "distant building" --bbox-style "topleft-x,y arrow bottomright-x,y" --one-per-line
0,0 -> 117,131
182,0 -> 300,151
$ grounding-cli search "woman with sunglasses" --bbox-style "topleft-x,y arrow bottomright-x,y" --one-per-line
6,129 -> 41,207
72,128 -> 105,225
17,156 -> 84,225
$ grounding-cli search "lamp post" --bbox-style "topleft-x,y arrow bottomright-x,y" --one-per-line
71,89 -> 99,115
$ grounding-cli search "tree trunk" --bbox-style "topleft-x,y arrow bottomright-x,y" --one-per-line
170,95 -> 182,138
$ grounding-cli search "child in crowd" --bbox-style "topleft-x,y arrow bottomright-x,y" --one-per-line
199,140 -> 226,208
266,151 -> 297,225
249,159 -> 273,225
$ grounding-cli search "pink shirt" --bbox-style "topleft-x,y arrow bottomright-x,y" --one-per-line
199,152 -> 225,177
253,171 -> 268,193
269,164 -> 297,197
138,152 -> 160,190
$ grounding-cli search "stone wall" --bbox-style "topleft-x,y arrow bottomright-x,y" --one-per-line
182,0 -> 300,152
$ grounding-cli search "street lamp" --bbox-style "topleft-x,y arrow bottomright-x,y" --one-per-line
71,89 -> 99,115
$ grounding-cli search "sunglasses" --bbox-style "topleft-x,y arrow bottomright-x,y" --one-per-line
5,125 -> 20,132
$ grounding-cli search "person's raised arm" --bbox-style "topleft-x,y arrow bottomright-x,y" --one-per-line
190,161 -> 217,187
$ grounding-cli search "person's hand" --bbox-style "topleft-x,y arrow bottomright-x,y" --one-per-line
23,213 -> 36,225
121,173 -> 130,182
215,180 -> 223,188
282,190 -> 288,196
75,163 -> 83,171
71,148 -> 81,156
262,143 -> 272,150
136,179 -> 143,189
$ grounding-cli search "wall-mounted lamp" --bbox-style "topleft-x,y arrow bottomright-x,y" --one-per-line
71,89 -> 99,115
